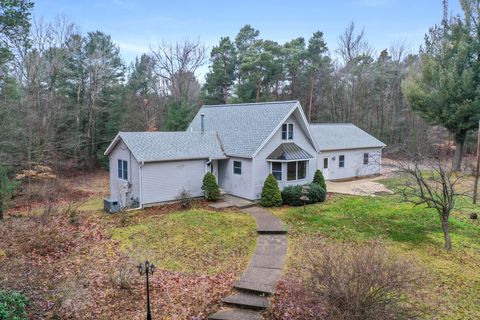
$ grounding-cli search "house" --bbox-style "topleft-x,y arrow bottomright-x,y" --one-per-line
104,101 -> 385,208
310,123 -> 386,181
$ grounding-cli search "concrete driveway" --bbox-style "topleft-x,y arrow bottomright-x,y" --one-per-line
326,175 -> 393,196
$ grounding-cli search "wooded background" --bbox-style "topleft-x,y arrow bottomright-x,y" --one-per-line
0,0 -> 477,172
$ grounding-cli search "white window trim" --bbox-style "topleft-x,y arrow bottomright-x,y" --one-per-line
281,123 -> 294,141
271,162 -> 283,181
118,159 -> 128,181
338,155 -> 345,169
363,152 -> 369,165
286,160 -> 308,182
233,160 -> 242,175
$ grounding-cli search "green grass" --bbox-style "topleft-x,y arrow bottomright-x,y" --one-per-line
111,209 -> 256,275
272,180 -> 480,320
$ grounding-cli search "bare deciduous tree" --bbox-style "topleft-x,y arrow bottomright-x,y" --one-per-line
390,151 -> 464,250
150,39 -> 206,102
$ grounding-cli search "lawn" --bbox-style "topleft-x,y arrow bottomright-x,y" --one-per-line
271,181 -> 480,320
111,208 -> 256,275
0,172 -> 256,319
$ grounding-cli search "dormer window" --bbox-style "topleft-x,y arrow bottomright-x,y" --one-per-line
282,123 -> 294,140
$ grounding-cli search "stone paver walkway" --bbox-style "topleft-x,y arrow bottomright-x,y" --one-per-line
208,206 -> 287,320
209,195 -> 256,209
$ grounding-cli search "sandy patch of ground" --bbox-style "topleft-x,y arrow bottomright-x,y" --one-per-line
326,175 -> 393,196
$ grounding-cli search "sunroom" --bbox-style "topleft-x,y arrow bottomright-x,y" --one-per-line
267,142 -> 314,187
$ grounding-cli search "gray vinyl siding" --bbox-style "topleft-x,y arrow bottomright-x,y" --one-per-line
141,159 -> 207,204
252,113 -> 317,199
108,140 -> 140,207
318,147 -> 382,180
217,158 -> 254,199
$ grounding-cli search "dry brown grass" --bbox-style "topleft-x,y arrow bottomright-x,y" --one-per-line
268,237 -> 425,320
0,172 -> 247,319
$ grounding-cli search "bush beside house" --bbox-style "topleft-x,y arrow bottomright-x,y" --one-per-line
313,169 -> 327,192
308,183 -> 327,203
282,183 -> 326,206
202,172 -> 220,201
260,174 -> 283,207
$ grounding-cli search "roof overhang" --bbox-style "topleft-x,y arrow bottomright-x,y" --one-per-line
319,145 -> 385,152
267,142 -> 314,161
104,132 -> 122,156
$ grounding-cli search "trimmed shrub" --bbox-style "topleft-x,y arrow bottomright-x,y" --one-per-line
202,172 -> 220,201
312,169 -> 327,192
281,185 -> 303,206
0,290 -> 29,320
309,183 -> 327,203
260,174 -> 283,207
282,183 -> 326,206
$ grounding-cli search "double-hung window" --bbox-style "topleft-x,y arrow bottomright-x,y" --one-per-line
339,155 -> 345,168
233,161 -> 242,174
118,159 -> 128,180
281,123 -> 294,140
287,161 -> 307,181
272,162 -> 282,181
363,153 -> 369,165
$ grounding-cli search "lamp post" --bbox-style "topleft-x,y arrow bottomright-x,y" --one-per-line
300,185 -> 310,213
138,260 -> 155,320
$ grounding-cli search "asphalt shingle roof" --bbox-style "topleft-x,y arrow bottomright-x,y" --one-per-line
309,123 -> 385,151
267,143 -> 313,160
114,131 -> 226,162
188,101 -> 299,157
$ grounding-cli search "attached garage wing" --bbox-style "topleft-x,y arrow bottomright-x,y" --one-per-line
141,160 -> 206,205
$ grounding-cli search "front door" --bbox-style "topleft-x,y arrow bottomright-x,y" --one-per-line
209,160 -> 219,182
322,157 -> 330,180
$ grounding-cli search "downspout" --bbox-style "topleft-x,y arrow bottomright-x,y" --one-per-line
205,159 -> 211,174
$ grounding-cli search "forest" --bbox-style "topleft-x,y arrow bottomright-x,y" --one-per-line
0,0 -> 479,172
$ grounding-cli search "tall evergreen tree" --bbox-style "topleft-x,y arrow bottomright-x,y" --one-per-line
305,31 -> 329,122
403,2 -> 480,170
203,37 -> 237,104
283,37 -> 307,98
0,0 -> 33,65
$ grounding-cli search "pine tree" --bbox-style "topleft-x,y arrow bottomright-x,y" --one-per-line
312,169 -> 327,192
203,37 -> 237,104
260,174 -> 282,207
403,4 -> 480,171
202,172 -> 220,201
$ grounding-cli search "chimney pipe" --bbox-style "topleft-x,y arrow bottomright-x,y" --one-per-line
200,113 -> 205,133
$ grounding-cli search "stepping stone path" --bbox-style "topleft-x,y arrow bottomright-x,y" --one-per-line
208,206 -> 287,320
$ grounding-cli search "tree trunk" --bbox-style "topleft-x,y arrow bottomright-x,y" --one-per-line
308,74 -> 315,123
0,208 -> 3,220
453,132 -> 466,172
441,216 -> 452,251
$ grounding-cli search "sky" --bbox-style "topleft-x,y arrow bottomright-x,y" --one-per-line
33,0 -> 464,68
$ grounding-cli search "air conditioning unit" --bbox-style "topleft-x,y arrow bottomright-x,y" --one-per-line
104,197 -> 121,214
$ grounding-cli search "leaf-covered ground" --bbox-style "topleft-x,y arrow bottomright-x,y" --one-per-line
0,172 -> 256,319
269,183 -> 480,320
111,208 -> 256,275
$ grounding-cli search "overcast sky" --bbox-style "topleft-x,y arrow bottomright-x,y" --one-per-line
33,0 -> 463,67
